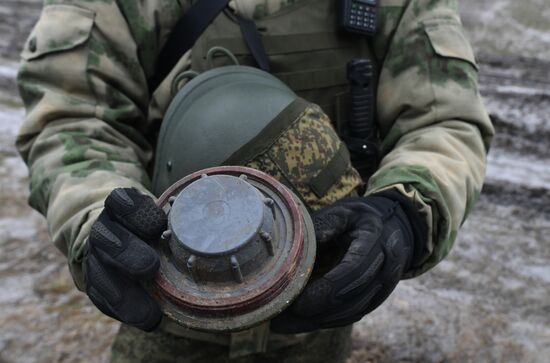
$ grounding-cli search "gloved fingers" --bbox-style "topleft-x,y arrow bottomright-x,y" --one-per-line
313,198 -> 383,246
279,278 -> 398,334
271,282 -> 383,334
381,228 -> 411,279
90,210 -> 160,278
312,209 -> 352,246
333,248 -> 384,299
104,188 -> 167,241
324,235 -> 406,324
312,198 -> 363,245
84,253 -> 121,307
84,255 -> 162,332
359,281 -> 400,317
273,196 -> 415,334
290,276 -> 335,317
291,231 -> 384,317
311,282 -> 383,327
290,257 -> 383,318
322,230 -> 384,298
326,232 -> 404,318
304,231 -> 406,328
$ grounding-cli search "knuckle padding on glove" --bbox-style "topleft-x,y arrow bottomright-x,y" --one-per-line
118,242 -> 159,277
90,211 -> 160,277
90,219 -> 123,253
336,252 -> 384,297
85,254 -> 122,306
124,202 -> 167,240
109,188 -> 135,208
105,188 -> 167,241
84,247 -> 162,331
292,241 -> 384,317
88,268 -> 162,331
94,241 -> 160,278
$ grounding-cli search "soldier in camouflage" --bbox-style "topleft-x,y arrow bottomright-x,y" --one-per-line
16,0 -> 494,362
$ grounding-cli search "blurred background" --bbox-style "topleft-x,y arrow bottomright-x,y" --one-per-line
0,0 -> 549,362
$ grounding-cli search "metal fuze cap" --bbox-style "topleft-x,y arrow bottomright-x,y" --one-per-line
149,166 -> 316,333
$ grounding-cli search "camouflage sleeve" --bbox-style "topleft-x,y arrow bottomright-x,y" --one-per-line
366,0 -> 495,276
16,1 -> 186,290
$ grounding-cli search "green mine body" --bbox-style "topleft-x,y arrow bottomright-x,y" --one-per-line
152,66 -> 298,196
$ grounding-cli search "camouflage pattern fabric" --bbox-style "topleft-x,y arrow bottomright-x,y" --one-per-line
110,324 -> 352,363
246,103 -> 361,211
366,0 -> 494,275
16,0 -> 493,360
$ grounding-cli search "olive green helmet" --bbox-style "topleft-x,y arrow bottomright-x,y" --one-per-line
152,65 -> 299,196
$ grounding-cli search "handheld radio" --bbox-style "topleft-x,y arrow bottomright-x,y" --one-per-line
339,0 -> 379,36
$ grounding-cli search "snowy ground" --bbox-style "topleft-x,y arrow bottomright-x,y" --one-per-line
1,1 -> 549,363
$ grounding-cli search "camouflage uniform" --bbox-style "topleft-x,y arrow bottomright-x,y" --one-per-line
16,0 -> 494,361
110,324 -> 352,363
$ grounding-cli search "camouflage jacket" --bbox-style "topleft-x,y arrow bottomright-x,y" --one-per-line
17,0 -> 494,290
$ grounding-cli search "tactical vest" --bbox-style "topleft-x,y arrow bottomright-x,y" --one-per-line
189,0 -> 375,133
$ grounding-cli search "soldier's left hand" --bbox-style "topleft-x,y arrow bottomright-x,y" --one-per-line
83,188 -> 167,332
271,195 -> 420,333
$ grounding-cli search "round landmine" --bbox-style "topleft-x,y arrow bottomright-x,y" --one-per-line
149,166 -> 316,332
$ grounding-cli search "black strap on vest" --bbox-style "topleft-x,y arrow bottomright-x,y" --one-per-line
150,0 -> 230,91
236,16 -> 271,72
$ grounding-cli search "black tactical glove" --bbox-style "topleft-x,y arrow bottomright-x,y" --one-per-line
271,192 -> 424,333
83,188 -> 167,331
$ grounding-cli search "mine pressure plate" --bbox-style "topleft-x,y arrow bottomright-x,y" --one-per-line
149,166 -> 316,332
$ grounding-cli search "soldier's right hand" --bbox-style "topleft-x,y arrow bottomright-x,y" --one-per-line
82,188 -> 167,331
